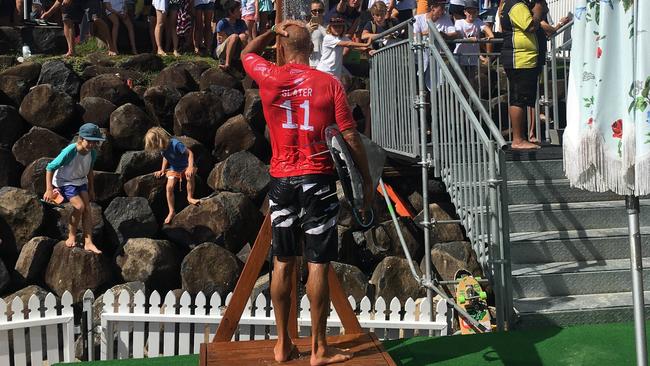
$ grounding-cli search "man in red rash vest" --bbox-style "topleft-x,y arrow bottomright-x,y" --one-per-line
240,21 -> 372,366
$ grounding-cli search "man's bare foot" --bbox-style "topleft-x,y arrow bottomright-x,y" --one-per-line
65,236 -> 76,248
311,346 -> 352,366
157,50 -> 167,56
164,211 -> 175,225
187,197 -> 200,205
511,140 -> 541,150
274,339 -> 298,362
84,242 -> 102,254
529,136 -> 539,143
173,50 -> 180,57
63,52 -> 74,58
108,50 -> 117,56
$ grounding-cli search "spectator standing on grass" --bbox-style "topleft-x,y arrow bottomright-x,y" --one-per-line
216,0 -> 249,70
104,0 -> 139,54
44,0 -> 116,56
144,127 -> 200,224
307,0 -> 327,68
257,0 -> 273,34
152,0 -> 182,56
43,123 -> 105,254
500,0 -> 544,150
193,0 -> 215,55
241,0 -> 257,39
316,17 -> 371,79
176,0 -> 194,52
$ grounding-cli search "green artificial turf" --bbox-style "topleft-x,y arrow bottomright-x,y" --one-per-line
58,321 -> 649,366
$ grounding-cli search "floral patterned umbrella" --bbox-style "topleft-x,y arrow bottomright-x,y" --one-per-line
564,0 -> 649,195
563,1 -> 649,364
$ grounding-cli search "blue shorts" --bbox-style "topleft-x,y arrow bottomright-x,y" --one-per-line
58,184 -> 88,202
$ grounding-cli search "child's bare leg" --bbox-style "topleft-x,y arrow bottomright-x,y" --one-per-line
67,195 -> 84,248
124,17 -> 138,54
186,172 -> 200,205
164,176 -> 177,224
79,191 -> 102,254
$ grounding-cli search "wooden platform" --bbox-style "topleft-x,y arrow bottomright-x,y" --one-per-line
199,333 -> 397,366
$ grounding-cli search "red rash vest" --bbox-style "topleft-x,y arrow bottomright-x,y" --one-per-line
242,53 -> 357,178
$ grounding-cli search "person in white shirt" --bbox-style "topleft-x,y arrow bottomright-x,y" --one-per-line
454,0 -> 494,66
104,0 -> 138,54
413,0 -> 458,39
316,17 -> 370,79
307,0 -> 327,68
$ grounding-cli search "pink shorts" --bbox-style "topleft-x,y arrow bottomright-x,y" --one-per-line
243,14 -> 255,21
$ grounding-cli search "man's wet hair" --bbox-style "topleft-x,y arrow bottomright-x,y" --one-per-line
280,23 -> 314,57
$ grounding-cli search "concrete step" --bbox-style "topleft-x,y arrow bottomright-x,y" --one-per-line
512,258 -> 650,298
514,292 -> 650,329
507,179 -> 621,204
506,159 -> 565,181
510,228 -> 650,264
508,200 -> 650,233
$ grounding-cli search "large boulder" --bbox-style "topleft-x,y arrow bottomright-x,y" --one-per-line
79,97 -> 117,128
176,136 -> 213,178
20,157 -> 52,196
142,86 -> 182,131
118,54 -> 164,73
0,75 -> 30,107
0,259 -> 9,293
417,203 -> 465,243
93,171 -> 123,204
0,187 -> 44,256
152,64 -> 198,94
45,242 -> 113,302
104,197 -> 158,248
109,103 -> 157,150
115,150 -> 162,181
167,61 -> 211,85
28,27 -> 67,54
93,128 -> 117,171
2,285 -> 50,310
164,192 -> 262,253
212,114 -> 266,162
205,85 -> 245,116
80,74 -> 139,106
14,236 -> 57,284
116,238 -> 181,292
0,27 -> 21,54
80,66 -> 145,84
19,84 -> 76,131
423,241 -> 483,282
180,242 -> 243,296
37,60 -> 82,99
243,89 -> 265,134
331,262 -> 368,302
199,68 -> 242,91
0,105 -> 26,148
173,91 -> 226,145
0,62 -> 42,86
207,151 -> 270,202
0,149 -> 20,187
11,126 -> 69,166
370,256 -> 425,303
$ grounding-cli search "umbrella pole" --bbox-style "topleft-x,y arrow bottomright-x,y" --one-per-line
627,195 -> 647,366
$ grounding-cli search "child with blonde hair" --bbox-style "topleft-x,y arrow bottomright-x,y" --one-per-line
316,17 -> 371,79
144,127 -> 200,224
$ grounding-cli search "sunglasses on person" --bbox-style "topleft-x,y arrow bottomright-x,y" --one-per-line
311,8 -> 325,14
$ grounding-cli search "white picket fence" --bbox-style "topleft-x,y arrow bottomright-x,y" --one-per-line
0,289 -> 448,365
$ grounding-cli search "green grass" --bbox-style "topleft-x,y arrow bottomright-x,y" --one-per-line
56,321 -> 650,366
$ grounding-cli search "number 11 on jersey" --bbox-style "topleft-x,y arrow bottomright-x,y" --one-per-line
281,100 -> 313,131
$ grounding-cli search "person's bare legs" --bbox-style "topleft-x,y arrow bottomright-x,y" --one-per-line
164,176 -> 176,224
167,9 -> 179,56
271,256 -> 298,362
123,15 -> 138,54
147,14 -> 157,53
510,105 -> 540,150
186,171 -> 199,205
90,17 -> 117,55
155,10 -> 167,55
66,195 -> 84,247
193,9 -> 204,54
108,13 -> 120,55
78,191 -> 101,254
307,263 -> 352,366
203,10 -> 213,55
218,34 -> 242,70
63,19 -> 76,56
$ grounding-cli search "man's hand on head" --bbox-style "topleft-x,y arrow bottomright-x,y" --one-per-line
275,20 -> 306,37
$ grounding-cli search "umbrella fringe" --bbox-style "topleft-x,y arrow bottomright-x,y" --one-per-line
635,153 -> 650,196
563,127 -> 634,196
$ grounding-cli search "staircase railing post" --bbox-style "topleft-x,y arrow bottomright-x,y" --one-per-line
496,148 -> 513,329
487,146 -> 504,331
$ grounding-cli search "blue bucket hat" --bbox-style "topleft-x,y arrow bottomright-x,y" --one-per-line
79,123 -> 105,142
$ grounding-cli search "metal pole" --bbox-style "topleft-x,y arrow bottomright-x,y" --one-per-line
24,0 -> 29,21
488,145 -> 505,331
414,31 -> 434,322
626,195 -> 647,366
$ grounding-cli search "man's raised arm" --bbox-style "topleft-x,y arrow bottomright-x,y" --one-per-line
241,23 -> 292,58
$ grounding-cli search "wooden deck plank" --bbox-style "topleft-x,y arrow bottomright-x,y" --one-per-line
200,333 -> 396,366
